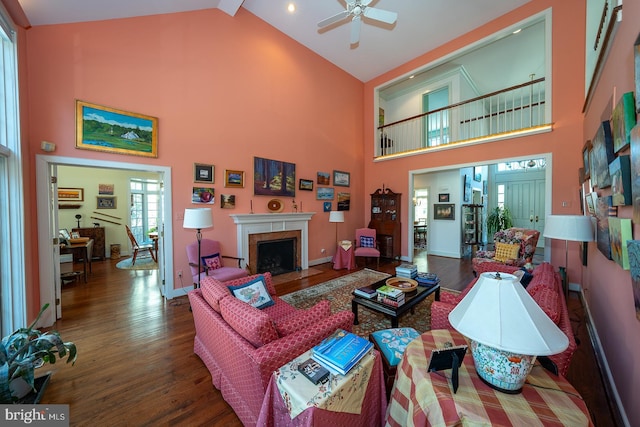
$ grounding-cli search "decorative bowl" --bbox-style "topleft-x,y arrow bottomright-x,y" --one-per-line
385,277 -> 418,292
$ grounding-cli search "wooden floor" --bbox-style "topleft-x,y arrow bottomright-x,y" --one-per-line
42,252 -> 620,426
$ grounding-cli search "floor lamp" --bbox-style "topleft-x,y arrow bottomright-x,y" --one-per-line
329,211 -> 344,251
183,208 -> 213,289
543,215 -> 594,299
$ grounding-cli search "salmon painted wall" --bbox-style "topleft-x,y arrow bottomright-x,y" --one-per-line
22,9 -> 364,305
363,0 -> 637,423
582,0 -> 640,423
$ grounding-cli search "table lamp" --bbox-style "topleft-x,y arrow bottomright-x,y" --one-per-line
183,208 -> 213,288
329,211 -> 344,250
543,215 -> 594,298
449,272 -> 569,393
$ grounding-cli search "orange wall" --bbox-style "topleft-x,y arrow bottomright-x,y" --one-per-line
363,0 -> 637,423
22,8 -> 364,302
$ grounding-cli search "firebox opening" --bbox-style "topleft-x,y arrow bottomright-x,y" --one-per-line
257,238 -> 297,276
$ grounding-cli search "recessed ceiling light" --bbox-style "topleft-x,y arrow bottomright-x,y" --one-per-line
287,3 -> 296,13
409,75 -> 415,79
512,28 -> 522,34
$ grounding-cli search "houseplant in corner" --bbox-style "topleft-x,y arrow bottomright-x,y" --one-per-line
486,205 -> 513,237
0,304 -> 77,403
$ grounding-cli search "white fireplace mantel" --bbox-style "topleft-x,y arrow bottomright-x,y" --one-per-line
230,213 -> 315,270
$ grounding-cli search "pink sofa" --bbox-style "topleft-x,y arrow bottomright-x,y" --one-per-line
431,262 -> 577,377
188,273 -> 354,426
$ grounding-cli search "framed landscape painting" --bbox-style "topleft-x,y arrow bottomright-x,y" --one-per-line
631,125 -> 640,224
75,100 -> 158,158
337,192 -> 351,211
317,187 -> 334,200
253,157 -> 295,197
589,120 -> 614,188
626,240 -> 640,321
333,170 -> 350,187
608,217 -> 632,270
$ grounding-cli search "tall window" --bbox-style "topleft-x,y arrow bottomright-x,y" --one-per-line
0,7 -> 25,335
497,184 -> 506,209
422,87 -> 450,147
130,179 -> 160,243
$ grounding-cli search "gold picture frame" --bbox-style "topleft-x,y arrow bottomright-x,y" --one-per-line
75,100 -> 158,158
224,169 -> 245,188
58,187 -> 84,202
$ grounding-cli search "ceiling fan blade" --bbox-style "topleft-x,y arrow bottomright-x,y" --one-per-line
363,7 -> 397,24
318,10 -> 349,28
350,15 -> 361,44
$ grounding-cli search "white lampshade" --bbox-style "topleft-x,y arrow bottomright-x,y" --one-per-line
183,208 -> 213,229
449,272 -> 568,355
543,215 -> 594,242
329,211 -> 344,223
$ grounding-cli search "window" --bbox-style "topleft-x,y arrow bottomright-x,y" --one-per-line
497,184 -> 506,209
130,179 -> 160,244
0,6 -> 25,335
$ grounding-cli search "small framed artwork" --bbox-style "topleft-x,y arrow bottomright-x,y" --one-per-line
299,179 -> 314,191
224,169 -> 244,188
473,167 -> 482,182
194,163 -> 214,183
220,194 -> 236,209
438,193 -> 450,202
317,171 -> 330,185
71,231 -> 81,239
192,187 -> 214,204
582,140 -> 591,179
58,188 -> 84,202
333,170 -> 350,187
337,192 -> 350,211
75,100 -> 158,158
98,184 -> 114,195
434,203 -> 455,220
323,202 -> 332,212
317,187 -> 334,200
611,92 -> 636,153
97,196 -> 117,209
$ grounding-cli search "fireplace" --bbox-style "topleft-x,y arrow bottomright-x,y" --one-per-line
230,213 -> 314,274
257,237 -> 297,276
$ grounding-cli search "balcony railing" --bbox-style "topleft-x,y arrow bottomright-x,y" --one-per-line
377,78 -> 547,158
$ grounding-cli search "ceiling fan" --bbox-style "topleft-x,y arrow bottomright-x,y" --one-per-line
317,1 -> 398,45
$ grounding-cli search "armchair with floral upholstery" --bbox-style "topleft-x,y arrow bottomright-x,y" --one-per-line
472,227 -> 540,272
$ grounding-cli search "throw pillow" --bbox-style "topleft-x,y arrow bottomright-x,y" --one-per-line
219,296 -> 278,347
360,235 -> 375,248
518,267 -> 534,287
493,242 -> 520,262
227,275 -> 275,310
201,253 -> 222,272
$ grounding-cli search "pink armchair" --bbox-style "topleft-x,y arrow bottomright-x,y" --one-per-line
354,227 -> 380,268
189,273 -> 354,426
186,238 -> 247,286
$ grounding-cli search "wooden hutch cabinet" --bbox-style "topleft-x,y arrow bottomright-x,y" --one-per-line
368,188 -> 401,259
461,204 -> 483,257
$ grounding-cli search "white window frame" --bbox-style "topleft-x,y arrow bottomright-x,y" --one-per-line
0,3 -> 26,335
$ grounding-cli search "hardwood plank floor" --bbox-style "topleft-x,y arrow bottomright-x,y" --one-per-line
41,253 -> 619,426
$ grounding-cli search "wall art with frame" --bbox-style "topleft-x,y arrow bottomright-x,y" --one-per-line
253,157 -> 295,197
438,193 -> 450,202
316,187 -> 334,200
299,179 -> 314,191
631,125 -> 640,224
595,195 -> 617,260
220,194 -> 236,209
192,187 -> 214,204
75,100 -> 158,158
58,188 -> 84,202
224,169 -> 244,188
317,171 -> 330,185
333,170 -> 350,187
608,217 -> 632,270
626,239 -> 640,322
97,196 -> 117,209
194,163 -> 214,183
611,91 -> 636,153
589,120 -> 614,188
582,140 -> 591,180
434,203 -> 455,220
337,192 -> 350,211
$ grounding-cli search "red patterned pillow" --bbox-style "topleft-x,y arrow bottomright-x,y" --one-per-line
529,286 -> 560,324
275,300 -> 331,337
200,277 -> 230,313
219,296 -> 278,347
202,253 -> 222,272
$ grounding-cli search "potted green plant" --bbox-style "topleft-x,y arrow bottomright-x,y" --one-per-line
486,206 -> 513,236
0,304 -> 77,403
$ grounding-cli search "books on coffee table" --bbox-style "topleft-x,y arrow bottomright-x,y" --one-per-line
396,263 -> 418,278
312,329 -> 373,375
416,272 -> 440,287
354,285 -> 378,299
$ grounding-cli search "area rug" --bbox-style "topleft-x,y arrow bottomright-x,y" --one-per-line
116,256 -> 158,271
281,268 -> 436,338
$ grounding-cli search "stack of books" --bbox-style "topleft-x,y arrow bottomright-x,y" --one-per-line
396,263 -> 418,279
354,285 -> 377,299
416,272 -> 440,287
376,285 -> 405,307
312,329 -> 373,375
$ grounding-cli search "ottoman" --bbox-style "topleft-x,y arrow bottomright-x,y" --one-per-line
370,327 -> 420,397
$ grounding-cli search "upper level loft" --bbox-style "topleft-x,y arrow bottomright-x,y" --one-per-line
374,11 -> 551,160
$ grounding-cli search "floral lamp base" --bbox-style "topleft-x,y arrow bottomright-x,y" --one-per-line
470,340 -> 536,394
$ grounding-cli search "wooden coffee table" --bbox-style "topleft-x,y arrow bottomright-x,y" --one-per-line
351,276 -> 440,328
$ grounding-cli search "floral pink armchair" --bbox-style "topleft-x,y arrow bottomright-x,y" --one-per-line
473,228 -> 540,271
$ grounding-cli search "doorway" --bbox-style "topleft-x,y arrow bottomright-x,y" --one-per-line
35,155 -> 174,327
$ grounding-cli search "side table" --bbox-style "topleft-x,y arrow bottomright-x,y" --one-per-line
385,329 -> 594,426
257,348 -> 387,427
332,243 -> 355,270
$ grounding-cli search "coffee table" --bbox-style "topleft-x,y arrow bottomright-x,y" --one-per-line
351,276 -> 440,328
